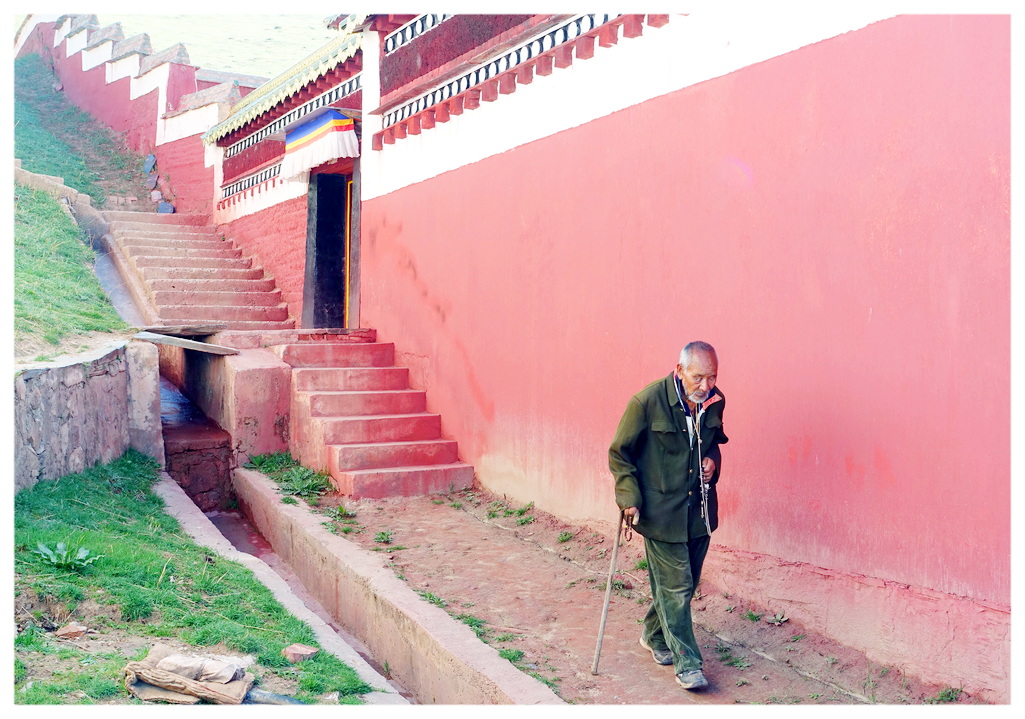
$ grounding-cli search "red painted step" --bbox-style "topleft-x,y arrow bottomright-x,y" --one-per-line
318,413 -> 443,445
305,389 -> 426,416
331,463 -> 475,499
141,266 -> 266,281
273,342 -> 394,368
151,290 -> 283,307
328,439 -> 460,472
148,278 -> 277,293
132,255 -> 253,270
157,304 -> 289,322
292,367 -> 410,391
104,210 -> 210,226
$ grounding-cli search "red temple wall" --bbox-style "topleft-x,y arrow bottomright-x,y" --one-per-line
360,15 -> 1009,607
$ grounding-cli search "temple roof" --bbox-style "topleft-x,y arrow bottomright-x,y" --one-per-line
202,31 -> 361,144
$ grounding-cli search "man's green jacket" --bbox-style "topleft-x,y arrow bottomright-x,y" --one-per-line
609,374 -> 729,543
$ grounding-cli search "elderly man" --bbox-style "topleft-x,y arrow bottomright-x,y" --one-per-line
609,341 -> 728,690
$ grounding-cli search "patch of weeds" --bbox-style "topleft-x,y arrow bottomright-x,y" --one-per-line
456,613 -> 489,639
527,671 -> 559,691
634,558 -> 648,570
416,590 -> 448,608
557,531 -> 573,543
809,693 -> 823,700
715,641 -> 751,669
374,531 -> 393,544
879,667 -> 890,677
322,522 -> 339,535
493,633 -> 516,643
766,611 -> 788,626
431,499 -> 446,505
516,515 -> 535,526
790,634 -> 806,642
924,687 -> 964,704
15,624 -> 49,652
499,648 -> 525,662
725,605 -> 736,613
767,696 -> 802,704
369,545 -> 407,552
513,502 -> 534,517
745,610 -> 763,622
450,501 -> 462,509
281,496 -> 298,505
323,505 -> 356,520
32,542 -> 104,571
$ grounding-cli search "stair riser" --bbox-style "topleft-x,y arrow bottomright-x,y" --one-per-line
331,465 -> 475,499
132,256 -> 253,270
157,320 -> 296,331
320,415 -> 442,444
120,237 -> 234,251
158,305 -> 289,321
111,226 -> 220,238
329,442 -> 459,471
151,291 -> 282,307
149,278 -> 276,292
307,391 -> 426,416
277,343 -> 395,368
142,267 -> 265,281
123,246 -> 242,261
293,368 -> 410,391
103,211 -> 210,226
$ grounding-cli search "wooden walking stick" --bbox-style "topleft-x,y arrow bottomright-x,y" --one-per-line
591,511 -> 626,675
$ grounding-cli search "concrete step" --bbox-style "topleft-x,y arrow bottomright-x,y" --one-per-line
330,463 -> 475,499
328,439 -> 460,472
151,290 -> 283,307
103,210 -> 211,226
123,245 -> 243,261
149,277 -> 277,293
131,255 -> 253,270
157,304 -> 290,322
293,367 -> 410,391
319,413 -> 442,444
142,266 -> 266,281
305,389 -> 426,416
274,342 -> 395,368
155,318 -> 296,331
119,236 -> 235,252
111,226 -> 221,240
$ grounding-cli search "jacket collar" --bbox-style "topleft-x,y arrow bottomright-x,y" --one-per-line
666,372 -> 723,413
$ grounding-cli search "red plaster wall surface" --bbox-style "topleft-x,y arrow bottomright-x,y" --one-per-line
154,135 -> 215,215
219,195 -> 308,321
360,15 -> 1009,605
50,44 -> 158,147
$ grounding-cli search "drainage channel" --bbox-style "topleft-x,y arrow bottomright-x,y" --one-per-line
158,378 -> 415,704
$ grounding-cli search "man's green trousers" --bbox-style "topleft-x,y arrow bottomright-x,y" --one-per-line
641,534 -> 711,674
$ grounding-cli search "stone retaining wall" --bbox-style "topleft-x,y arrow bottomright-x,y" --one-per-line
14,340 -> 164,492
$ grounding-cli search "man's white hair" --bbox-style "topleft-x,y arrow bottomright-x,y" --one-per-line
679,341 -> 717,368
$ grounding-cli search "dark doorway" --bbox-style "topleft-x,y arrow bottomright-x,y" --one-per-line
302,172 -> 353,328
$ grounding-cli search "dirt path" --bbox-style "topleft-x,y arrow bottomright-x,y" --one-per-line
321,485 -> 951,706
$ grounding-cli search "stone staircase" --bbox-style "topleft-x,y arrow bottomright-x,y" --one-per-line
103,210 -> 294,330
272,341 -> 475,498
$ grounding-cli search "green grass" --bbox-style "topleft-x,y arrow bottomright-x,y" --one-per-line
244,452 -> 333,501
13,183 -> 130,351
14,451 -> 372,705
15,55 -> 144,204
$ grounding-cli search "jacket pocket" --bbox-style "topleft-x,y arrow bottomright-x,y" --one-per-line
651,419 -> 684,455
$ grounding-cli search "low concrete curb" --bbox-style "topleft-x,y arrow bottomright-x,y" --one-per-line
232,467 -> 565,705
153,474 -> 407,705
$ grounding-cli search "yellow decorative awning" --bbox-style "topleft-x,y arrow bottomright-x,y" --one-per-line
202,32 -> 361,144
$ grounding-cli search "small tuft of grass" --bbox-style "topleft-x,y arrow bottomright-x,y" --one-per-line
745,610 -> 763,622
924,686 -> 964,704
557,531 -> 573,543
